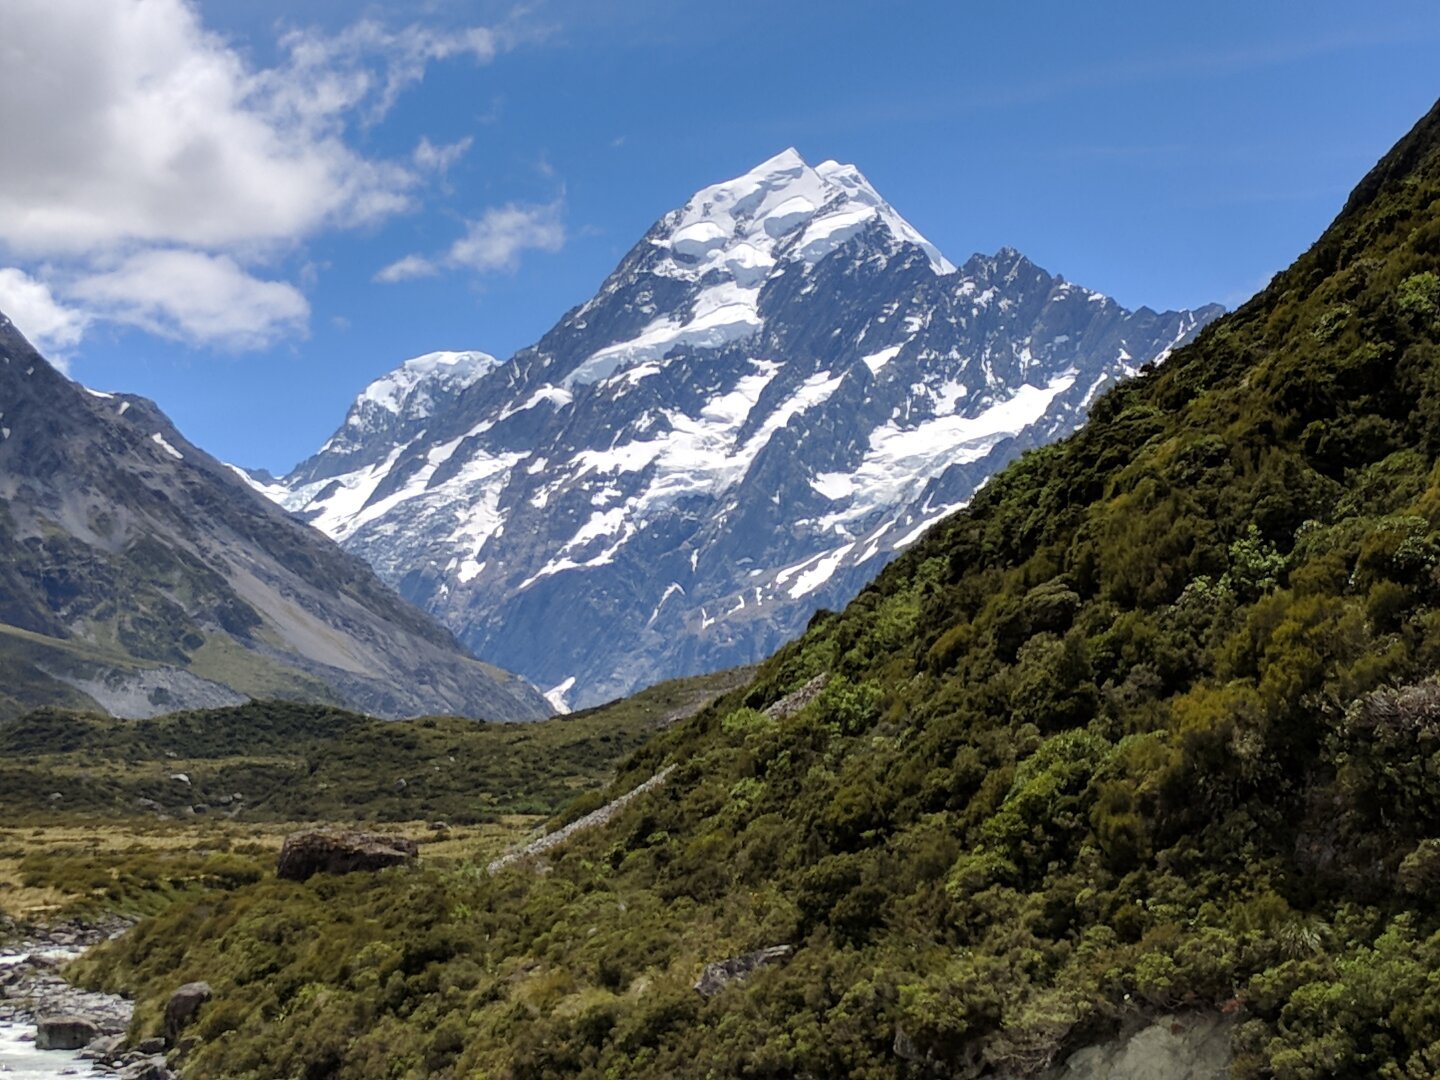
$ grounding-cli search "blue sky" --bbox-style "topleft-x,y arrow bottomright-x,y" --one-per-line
1,0 -> 1437,473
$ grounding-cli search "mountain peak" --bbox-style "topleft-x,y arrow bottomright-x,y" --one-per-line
356,350 -> 498,416
749,145 -> 808,175
660,149 -> 953,277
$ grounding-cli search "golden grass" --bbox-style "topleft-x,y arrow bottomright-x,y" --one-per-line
0,813 -> 543,920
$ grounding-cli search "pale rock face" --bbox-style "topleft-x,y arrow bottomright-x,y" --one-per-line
264,149 -> 1223,708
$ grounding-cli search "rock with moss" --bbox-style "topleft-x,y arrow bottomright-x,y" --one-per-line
275,829 -> 418,881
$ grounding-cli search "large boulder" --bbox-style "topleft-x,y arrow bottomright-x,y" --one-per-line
163,981 -> 212,1045
35,1014 -> 100,1050
276,829 -> 418,881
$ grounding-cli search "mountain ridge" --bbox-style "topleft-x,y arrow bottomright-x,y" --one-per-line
0,316 -> 547,721
267,149 -> 1222,708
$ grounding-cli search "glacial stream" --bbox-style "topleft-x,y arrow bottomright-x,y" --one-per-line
0,949 -> 111,1079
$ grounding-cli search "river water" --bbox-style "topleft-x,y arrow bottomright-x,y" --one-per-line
0,950 -> 107,1079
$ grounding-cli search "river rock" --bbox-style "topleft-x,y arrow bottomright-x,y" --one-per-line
79,1032 -> 126,1061
119,1060 -> 174,1080
276,829 -> 418,881
163,982 -> 212,1045
693,945 -> 794,997
35,1014 -> 100,1049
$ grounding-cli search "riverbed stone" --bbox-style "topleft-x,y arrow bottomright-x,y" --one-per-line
79,1032 -> 126,1060
36,1014 -> 100,1049
118,1059 -> 174,1080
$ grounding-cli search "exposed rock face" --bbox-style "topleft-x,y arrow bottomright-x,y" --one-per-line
764,673 -> 829,720
693,945 -> 795,997
162,982 -> 212,1046
267,150 -> 1221,709
34,1013 -> 99,1049
487,765 -> 676,874
1043,1013 -> 1232,1080
276,829 -> 419,881
0,314 -> 547,722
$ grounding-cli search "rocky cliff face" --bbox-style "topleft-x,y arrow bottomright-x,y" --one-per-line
0,315 -> 547,720
270,149 -> 1222,708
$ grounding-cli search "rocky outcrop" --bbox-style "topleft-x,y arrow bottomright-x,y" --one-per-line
487,765 -> 677,873
1042,1013 -> 1232,1080
693,946 -> 794,997
764,674 -> 829,720
276,829 -> 419,881
162,982 -> 212,1046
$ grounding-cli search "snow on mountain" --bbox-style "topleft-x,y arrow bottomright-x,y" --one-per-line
564,148 -> 952,387
351,350 -> 498,419
266,150 -> 1223,708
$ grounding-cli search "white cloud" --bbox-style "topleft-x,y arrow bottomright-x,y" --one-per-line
0,0 -> 423,255
72,251 -> 309,351
0,268 -> 91,367
0,0 -> 510,351
449,201 -> 567,272
414,136 -> 474,174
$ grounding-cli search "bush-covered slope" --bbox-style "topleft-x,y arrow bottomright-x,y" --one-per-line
85,101 -> 1440,1078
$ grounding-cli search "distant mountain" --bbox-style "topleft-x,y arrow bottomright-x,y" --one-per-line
269,149 -> 1223,708
0,317 -> 547,721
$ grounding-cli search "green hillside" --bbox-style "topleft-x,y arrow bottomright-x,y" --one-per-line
80,100 -> 1440,1078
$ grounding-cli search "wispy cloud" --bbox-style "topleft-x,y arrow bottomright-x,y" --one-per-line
414,136 -> 475,175
451,200 -> 566,271
378,198 -> 567,282
375,253 -> 441,283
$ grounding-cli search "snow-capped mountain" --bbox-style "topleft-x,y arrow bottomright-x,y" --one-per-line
268,149 -> 1223,709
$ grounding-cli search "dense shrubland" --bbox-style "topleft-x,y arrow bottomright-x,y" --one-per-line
75,102 -> 1440,1077
0,672 -> 743,825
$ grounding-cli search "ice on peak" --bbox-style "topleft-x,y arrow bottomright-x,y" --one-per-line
356,350 -> 499,417
751,146 -> 807,175
814,159 -> 883,206
660,149 -> 952,277
572,149 -> 953,389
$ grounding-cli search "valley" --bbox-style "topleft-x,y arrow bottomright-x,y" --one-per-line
0,3 -> 1435,1075
6,95 -> 1440,1076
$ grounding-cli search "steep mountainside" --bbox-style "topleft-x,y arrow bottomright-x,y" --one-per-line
87,100 -> 1440,1077
272,149 -> 1221,708
0,319 -> 546,720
